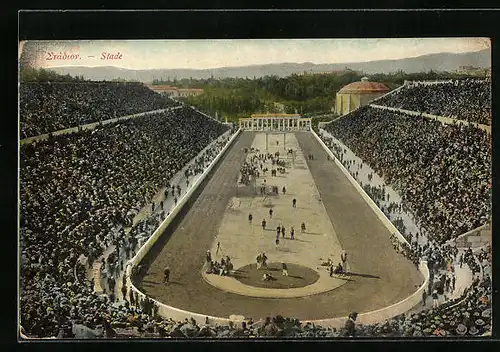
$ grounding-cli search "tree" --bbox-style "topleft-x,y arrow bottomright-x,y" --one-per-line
20,67 -> 88,83
178,69 -> 476,119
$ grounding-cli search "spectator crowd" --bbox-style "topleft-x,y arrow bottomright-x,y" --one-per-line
19,79 -> 492,339
323,106 -> 491,243
20,82 -> 181,138
23,241 -> 491,339
20,105 -> 230,338
352,246 -> 491,338
314,83 -> 492,337
375,79 -> 491,125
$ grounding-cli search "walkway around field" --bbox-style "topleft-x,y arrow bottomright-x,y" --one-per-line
318,128 -> 427,247
317,127 -> 481,314
89,129 -> 234,298
21,106 -> 183,145
369,104 -> 490,134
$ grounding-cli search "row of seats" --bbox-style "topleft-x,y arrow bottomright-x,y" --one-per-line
322,106 -> 491,243
374,79 -> 491,125
20,82 -> 181,138
20,106 -> 230,338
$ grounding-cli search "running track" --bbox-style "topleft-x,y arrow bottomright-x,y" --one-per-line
138,131 -> 423,320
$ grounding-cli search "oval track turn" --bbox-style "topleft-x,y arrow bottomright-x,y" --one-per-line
138,131 -> 422,321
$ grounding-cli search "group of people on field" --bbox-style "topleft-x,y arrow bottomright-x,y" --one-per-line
321,251 -> 349,277
204,249 -> 234,276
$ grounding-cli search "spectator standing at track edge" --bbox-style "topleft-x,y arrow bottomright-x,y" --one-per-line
344,312 -> 358,337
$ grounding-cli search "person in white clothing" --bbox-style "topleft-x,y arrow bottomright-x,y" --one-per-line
282,263 -> 288,276
341,250 -> 348,273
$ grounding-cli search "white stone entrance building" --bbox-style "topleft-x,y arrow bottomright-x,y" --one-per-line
239,113 -> 312,131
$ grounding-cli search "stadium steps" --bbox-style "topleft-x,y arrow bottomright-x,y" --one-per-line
92,244 -> 117,294
93,262 -> 104,294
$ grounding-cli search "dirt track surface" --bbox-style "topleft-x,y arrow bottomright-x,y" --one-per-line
138,131 -> 422,321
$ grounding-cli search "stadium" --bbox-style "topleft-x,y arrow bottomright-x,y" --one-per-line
19,65 -> 492,339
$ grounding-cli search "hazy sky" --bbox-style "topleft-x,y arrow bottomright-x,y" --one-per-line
25,38 -> 490,70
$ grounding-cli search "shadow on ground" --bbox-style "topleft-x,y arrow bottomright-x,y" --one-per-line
233,262 -> 319,289
348,272 -> 381,279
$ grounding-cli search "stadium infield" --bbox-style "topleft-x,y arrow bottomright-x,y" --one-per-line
137,131 -> 423,321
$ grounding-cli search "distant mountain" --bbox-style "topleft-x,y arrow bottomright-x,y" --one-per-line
48,49 -> 490,82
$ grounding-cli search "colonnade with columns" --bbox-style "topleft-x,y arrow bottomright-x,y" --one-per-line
239,117 -> 312,131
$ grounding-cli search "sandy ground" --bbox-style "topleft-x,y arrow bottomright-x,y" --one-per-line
202,132 -> 346,297
138,131 -> 422,321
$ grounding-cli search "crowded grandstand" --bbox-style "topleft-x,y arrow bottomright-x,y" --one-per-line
20,82 -> 181,138
322,105 -> 491,243
19,77 -> 492,339
373,79 -> 491,125
19,82 -> 232,337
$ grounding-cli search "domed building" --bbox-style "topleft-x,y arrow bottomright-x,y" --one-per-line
335,77 -> 390,116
